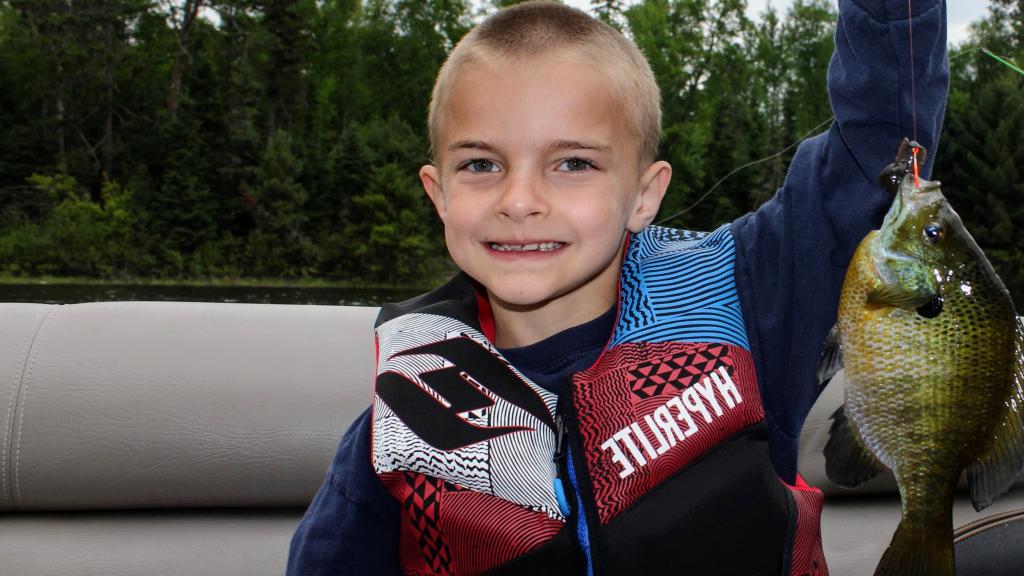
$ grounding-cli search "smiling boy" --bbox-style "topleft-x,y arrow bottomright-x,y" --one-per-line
288,1 -> 948,575
421,43 -> 670,347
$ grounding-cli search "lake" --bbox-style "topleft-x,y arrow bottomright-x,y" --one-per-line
0,282 -> 423,307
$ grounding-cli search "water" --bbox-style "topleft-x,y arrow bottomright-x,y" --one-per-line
0,282 -> 423,306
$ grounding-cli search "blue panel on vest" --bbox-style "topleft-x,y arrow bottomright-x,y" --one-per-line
611,225 -> 750,351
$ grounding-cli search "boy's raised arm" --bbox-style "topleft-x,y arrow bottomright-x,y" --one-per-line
805,0 -> 948,266
831,0 -> 948,186
730,0 -> 948,482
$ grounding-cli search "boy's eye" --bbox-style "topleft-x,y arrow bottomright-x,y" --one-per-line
557,158 -> 594,172
463,159 -> 500,173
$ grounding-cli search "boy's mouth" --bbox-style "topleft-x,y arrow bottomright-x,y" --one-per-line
487,241 -> 565,252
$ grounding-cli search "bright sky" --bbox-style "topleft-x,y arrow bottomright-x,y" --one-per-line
563,0 -> 990,46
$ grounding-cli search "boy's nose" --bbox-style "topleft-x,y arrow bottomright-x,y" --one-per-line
496,172 -> 548,221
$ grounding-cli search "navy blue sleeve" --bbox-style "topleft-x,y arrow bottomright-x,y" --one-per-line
286,407 -> 402,576
731,0 -> 948,482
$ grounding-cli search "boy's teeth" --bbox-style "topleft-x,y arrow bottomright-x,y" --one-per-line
490,242 -> 563,252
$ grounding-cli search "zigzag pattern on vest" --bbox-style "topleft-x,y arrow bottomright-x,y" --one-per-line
631,226 -> 707,259
378,471 -> 566,576
573,341 -> 764,524
574,225 -> 765,524
612,225 -> 749,350
372,312 -> 563,520
787,481 -> 829,576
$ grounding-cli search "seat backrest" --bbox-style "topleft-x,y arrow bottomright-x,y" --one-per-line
0,302 -> 379,512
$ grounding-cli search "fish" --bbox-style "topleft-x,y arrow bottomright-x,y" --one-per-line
817,139 -> 1024,576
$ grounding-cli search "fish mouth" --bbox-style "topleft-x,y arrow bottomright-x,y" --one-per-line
881,174 -> 943,232
868,173 -> 947,311
915,296 -> 944,318
881,173 -> 914,228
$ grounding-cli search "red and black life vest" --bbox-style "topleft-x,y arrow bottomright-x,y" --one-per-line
371,226 -> 827,575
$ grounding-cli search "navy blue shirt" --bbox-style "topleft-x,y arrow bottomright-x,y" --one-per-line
288,0 -> 948,573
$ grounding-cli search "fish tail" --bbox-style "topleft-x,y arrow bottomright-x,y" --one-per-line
874,520 -> 954,576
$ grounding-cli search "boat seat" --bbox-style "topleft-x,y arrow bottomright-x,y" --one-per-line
1,301 -> 1021,575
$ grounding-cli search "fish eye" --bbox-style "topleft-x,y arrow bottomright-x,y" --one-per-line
923,222 -> 945,245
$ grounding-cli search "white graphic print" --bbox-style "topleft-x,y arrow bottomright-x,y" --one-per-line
372,313 -> 564,519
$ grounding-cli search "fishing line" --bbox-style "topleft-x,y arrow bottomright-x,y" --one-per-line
908,0 -> 918,144
981,47 -> 1024,77
655,116 -> 834,226
906,0 -> 924,188
657,0 -> 960,226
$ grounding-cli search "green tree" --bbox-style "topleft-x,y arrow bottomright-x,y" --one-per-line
779,0 -> 835,138
0,0 -> 1010,297
744,5 -> 788,205
146,115 -> 222,272
0,174 -> 150,277
160,0 -> 208,118
245,130 -> 312,275
0,3 -> 56,198
591,0 -> 626,30
487,0 -> 537,9
319,115 -> 441,283
262,0 -> 316,134
934,9 -> 1024,304
3,0 -> 150,185
627,0 -> 749,228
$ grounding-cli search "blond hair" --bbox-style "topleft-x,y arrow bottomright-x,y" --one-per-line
427,1 -> 662,164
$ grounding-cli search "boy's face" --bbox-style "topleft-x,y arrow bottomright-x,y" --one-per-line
420,52 -> 671,339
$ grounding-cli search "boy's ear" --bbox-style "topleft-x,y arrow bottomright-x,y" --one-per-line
627,160 -> 672,233
420,164 -> 447,221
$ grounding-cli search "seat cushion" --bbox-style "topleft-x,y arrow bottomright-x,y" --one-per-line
0,508 -> 303,576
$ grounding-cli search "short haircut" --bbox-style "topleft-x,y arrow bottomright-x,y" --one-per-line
427,1 -> 662,164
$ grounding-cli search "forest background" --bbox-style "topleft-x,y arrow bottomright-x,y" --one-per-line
0,0 -> 1021,301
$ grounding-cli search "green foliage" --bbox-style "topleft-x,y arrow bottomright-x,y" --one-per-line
626,0 -> 834,229
255,130 -> 308,233
935,39 -> 1024,304
488,0 -> 538,8
0,175 -> 151,277
319,115 -> 442,283
249,130 -> 313,276
262,0 -> 318,133
26,173 -> 81,203
591,0 -> 626,30
779,0 -> 834,137
0,0 -> 1017,302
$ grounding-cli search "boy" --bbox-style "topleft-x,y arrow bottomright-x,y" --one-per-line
288,1 -> 948,574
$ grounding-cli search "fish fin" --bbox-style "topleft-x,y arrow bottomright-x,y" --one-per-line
824,405 -> 887,488
866,284 -> 934,309
874,519 -> 954,576
966,316 -> 1024,512
816,325 -> 843,392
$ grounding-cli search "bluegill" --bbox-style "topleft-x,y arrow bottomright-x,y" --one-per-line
818,141 -> 1024,576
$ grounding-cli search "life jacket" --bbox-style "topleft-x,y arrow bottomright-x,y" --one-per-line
371,225 -> 827,576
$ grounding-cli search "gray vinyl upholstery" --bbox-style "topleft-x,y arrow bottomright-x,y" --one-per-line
0,302 -> 377,575
0,301 -> 1020,575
